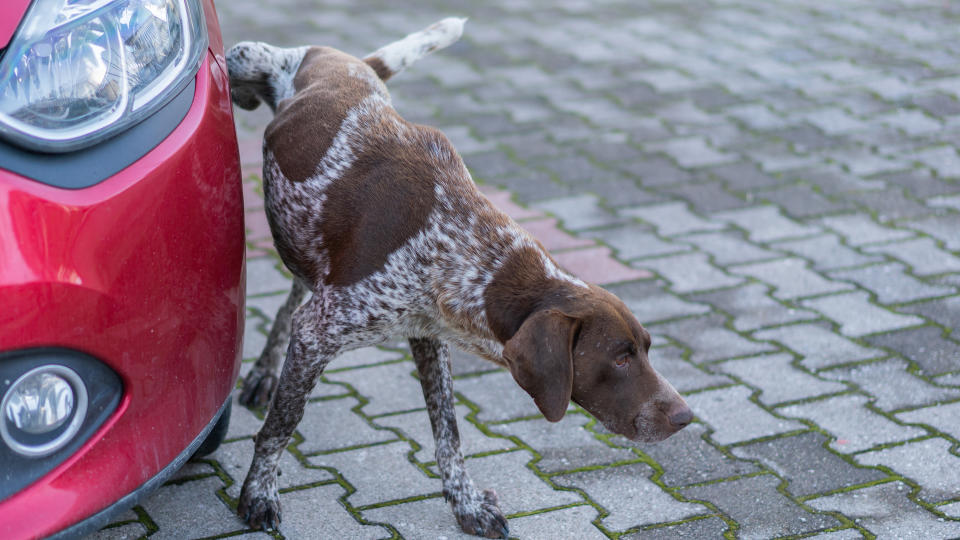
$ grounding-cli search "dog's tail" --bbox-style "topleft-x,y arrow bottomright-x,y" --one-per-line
363,17 -> 466,82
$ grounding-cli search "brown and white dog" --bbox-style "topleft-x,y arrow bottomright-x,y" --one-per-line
227,18 -> 692,538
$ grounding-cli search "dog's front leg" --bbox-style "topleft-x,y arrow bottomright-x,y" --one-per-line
410,338 -> 509,539
240,278 -> 309,408
238,297 -> 335,530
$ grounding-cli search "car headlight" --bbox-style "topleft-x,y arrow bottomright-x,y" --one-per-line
0,0 -> 207,153
1,365 -> 88,457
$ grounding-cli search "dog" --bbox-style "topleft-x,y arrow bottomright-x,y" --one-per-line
227,18 -> 692,538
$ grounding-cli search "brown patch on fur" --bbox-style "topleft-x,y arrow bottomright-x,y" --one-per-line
265,47 -> 383,183
483,247 -> 566,343
364,56 -> 393,81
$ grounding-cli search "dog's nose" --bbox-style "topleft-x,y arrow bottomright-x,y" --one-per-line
667,405 -> 693,430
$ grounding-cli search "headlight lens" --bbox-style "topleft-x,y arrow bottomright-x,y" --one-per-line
1,365 -> 88,457
0,0 -> 207,152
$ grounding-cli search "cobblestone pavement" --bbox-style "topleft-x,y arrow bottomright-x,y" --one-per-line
91,0 -> 960,538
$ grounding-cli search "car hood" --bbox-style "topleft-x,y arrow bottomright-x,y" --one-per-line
0,0 -> 32,50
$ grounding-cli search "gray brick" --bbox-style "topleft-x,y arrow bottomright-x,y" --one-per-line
800,166 -> 888,195
583,225 -> 691,260
456,369 -> 542,423
709,162 -> 781,190
744,144 -> 821,173
927,194 -> 960,213
279,484 -> 389,539
623,516 -> 730,540
296,397 -> 396,454
807,482 -> 960,539
906,214 -> 960,251
715,353 -> 847,405
682,231 -> 779,265
216,439 -> 335,499
554,463 -> 708,531
824,147 -> 906,177
942,501 -> 960,519
635,253 -> 743,293
532,194 -> 623,230
724,103 -> 789,130
857,438 -> 960,503
731,258 -> 853,300
772,234 -> 882,271
897,399 -> 960,441
636,422 -> 759,486
823,358 -> 960,411
605,280 -> 711,323
801,292 -> 925,337
325,361 -> 424,416
880,169 -> 958,198
864,237 -> 960,276
801,108 -> 870,135
876,109 -> 943,136
627,156 -> 694,187
375,404 -> 513,463
829,263 -> 956,304
913,93 -> 960,118
679,475 -> 840,539
910,145 -> 960,178
141,477 -> 247,539
242,312 -> 267,360
821,214 -> 916,246
310,442 -> 435,506
653,314 -> 777,364
332,346 -> 405,370
760,184 -> 853,218
659,181 -> 749,213
619,201 -> 725,236
89,523 -> 151,540
491,412 -> 635,473
732,432 -> 887,497
779,395 -> 926,453
650,346 -> 733,393
714,206 -> 819,242
451,450 -> 581,514
686,385 -> 805,445
867,326 -> 960,376
691,283 -> 818,331
643,137 -> 739,168
507,506 -> 606,539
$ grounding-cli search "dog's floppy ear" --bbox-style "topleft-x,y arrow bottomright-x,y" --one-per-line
502,309 -> 580,422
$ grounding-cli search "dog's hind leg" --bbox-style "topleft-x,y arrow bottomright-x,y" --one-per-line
240,278 -> 310,408
238,293 -> 339,530
410,338 -> 509,539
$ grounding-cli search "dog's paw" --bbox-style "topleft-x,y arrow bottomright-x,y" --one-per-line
451,488 -> 509,539
239,367 -> 278,408
238,480 -> 281,531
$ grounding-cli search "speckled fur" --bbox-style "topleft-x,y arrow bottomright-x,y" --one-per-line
228,18 -> 689,538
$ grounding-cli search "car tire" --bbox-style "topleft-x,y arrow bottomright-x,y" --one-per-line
192,399 -> 231,458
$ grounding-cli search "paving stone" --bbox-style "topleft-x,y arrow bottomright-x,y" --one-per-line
619,201 -> 725,237
491,412 -> 636,473
905,214 -> 960,251
824,357 -> 960,411
278,483 -> 388,539
910,145 -> 960,178
753,323 -> 886,370
772,234 -> 883,271
685,385 -> 805,445
897,400 -> 960,440
309,442 -> 435,506
324,361 -> 425,417
709,162 -> 781,190
821,214 -> 916,246
714,353 -> 847,405
829,263 -> 956,304
456,369 -> 542,423
626,156 -> 695,187
296,397 -> 397,454
714,206 -> 819,242
375,404 -> 513,463
724,103 -> 789,130
89,523 -> 151,540
331,346 -> 405,370
768,125 -> 842,151
587,177 -> 669,208
507,505 -> 606,539
866,326 -> 960,376
779,395 -> 927,454
140,477 -> 244,539
653,314 -> 777,364
879,169 -> 958,199
941,501 -> 960,519
649,346 -> 733,394
245,292 -> 291,322
731,258 -> 853,300
584,225 -> 691,260
553,245 -> 653,284
807,481 -> 960,539
732,432 -> 887,498
554,463 -> 708,532
743,144 -> 821,174
857,438 -> 960,503
216,439 -> 336,500
532,194 -> 623,230
242,312 -> 268,360
682,231 -> 779,265
876,109 -> 943,136
635,252 -> 744,293
659,180 -> 749,213
679,474 -> 840,539
800,166 -> 888,195
643,137 -> 739,168
691,283 -> 818,331
604,280 -> 712,324
801,108 -> 870,135
801,292 -> 925,337
927,193 -> 960,213
863,237 -> 960,276
633,422 -> 759,487
623,516 -> 730,539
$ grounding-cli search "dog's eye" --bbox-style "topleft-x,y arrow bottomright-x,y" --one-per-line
615,353 -> 630,368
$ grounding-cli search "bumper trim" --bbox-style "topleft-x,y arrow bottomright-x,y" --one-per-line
49,394 -> 232,540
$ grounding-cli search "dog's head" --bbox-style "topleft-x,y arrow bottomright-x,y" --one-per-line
500,285 -> 691,443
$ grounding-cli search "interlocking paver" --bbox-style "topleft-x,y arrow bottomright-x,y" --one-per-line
714,206 -> 819,242
375,404 -> 512,462
863,237 -> 960,276
635,252 -> 743,293
905,214 -> 960,251
829,263 -> 956,304
857,438 -> 960,503
731,258 -> 853,300
584,225 -> 691,260
779,395 -> 927,453
682,230 -> 779,265
896,400 -> 960,440
821,214 -> 915,246
643,137 -> 739,168
619,201 -> 725,237
636,422 -> 760,487
653,314 -> 777,364
692,283 -> 818,331
801,292 -> 925,337
531,194 -> 624,231
685,385 -> 805,445
324,361 -> 425,417
822,358 -> 960,411
715,353 -> 847,405
771,234 -> 883,271
807,482 -> 960,539
621,516 -> 730,540
605,280 -> 712,324
649,346 -> 733,394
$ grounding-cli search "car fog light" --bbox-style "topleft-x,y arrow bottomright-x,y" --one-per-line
1,365 -> 88,457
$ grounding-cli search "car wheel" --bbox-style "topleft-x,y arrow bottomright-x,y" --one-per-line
193,399 -> 231,458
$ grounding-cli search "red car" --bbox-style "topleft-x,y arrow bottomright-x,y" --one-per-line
0,0 -> 245,537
